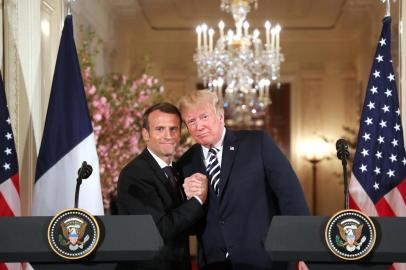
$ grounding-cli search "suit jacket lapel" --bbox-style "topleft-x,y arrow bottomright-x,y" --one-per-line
141,149 -> 181,203
219,129 -> 238,198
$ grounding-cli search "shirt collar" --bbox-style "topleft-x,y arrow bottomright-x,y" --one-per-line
147,148 -> 172,169
201,127 -> 226,160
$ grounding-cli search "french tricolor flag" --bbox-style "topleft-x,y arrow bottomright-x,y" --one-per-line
32,15 -> 104,216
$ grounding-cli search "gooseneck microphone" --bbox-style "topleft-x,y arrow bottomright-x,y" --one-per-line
74,161 -> 93,208
336,139 -> 350,209
336,138 -> 350,162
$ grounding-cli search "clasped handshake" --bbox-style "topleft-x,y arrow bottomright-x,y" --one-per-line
182,173 -> 208,203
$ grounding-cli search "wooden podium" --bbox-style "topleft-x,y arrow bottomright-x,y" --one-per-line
0,215 -> 163,270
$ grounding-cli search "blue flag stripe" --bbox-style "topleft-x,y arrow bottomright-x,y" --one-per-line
35,15 -> 93,180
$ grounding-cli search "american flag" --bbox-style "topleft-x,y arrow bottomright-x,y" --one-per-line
0,74 -> 22,270
349,16 -> 406,270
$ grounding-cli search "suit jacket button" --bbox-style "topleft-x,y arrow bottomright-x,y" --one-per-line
219,220 -> 225,225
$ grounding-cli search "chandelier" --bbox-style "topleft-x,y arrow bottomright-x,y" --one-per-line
194,0 -> 284,127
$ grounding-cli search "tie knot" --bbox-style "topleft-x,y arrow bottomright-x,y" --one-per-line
209,147 -> 219,155
163,166 -> 174,178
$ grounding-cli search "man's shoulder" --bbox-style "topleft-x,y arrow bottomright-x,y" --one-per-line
177,144 -> 201,165
228,129 -> 267,142
121,150 -> 150,175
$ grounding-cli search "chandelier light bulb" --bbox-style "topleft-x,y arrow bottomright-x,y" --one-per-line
201,24 -> 208,31
227,29 -> 234,42
253,29 -> 260,38
218,21 -> 225,39
196,26 -> 202,50
264,21 -> 271,30
243,21 -> 250,37
208,28 -> 215,52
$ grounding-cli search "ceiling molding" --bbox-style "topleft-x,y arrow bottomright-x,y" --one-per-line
138,0 -> 348,32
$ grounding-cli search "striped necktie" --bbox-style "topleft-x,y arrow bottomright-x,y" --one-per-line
163,166 -> 185,201
207,148 -> 221,196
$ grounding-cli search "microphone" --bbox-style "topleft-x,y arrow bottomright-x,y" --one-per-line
74,161 -> 93,208
78,161 -> 93,180
335,139 -> 350,209
336,139 -> 350,161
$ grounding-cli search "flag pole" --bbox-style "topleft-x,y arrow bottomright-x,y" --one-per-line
66,0 -> 76,15
381,0 -> 391,17
386,0 -> 390,17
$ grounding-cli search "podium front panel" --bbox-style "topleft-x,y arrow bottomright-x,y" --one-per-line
0,215 -> 163,263
266,216 -> 406,263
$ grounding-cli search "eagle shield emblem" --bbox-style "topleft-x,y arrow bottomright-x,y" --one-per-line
325,209 -> 376,260
48,208 -> 100,259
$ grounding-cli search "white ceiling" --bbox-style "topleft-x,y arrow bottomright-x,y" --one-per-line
104,0 -> 395,34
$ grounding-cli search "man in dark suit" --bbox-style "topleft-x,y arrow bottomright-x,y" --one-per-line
116,102 -> 208,270
177,90 -> 310,270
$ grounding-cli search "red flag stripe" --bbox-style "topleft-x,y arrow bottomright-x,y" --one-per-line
349,194 -> 361,211
384,186 -> 406,216
0,179 -> 21,216
397,179 -> 406,207
0,194 -> 14,216
375,198 -> 396,216
11,174 -> 20,194
349,175 -> 378,216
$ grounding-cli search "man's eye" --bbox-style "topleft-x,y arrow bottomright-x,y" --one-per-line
187,119 -> 195,125
156,127 -> 164,131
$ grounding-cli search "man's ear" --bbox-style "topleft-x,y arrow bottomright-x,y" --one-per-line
218,111 -> 225,122
141,128 -> 149,142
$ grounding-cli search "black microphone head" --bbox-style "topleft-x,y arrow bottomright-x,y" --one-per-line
336,139 -> 348,150
78,161 -> 93,179
82,165 -> 93,179
336,139 -> 350,160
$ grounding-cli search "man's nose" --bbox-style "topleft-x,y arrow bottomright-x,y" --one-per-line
195,119 -> 204,130
164,129 -> 174,139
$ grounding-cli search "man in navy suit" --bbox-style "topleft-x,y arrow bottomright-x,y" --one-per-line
177,90 -> 310,270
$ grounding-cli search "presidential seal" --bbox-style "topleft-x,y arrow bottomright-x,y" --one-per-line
48,208 -> 100,260
325,209 -> 376,260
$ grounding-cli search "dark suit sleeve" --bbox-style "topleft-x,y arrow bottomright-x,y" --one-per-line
117,165 -> 204,241
261,132 -> 310,215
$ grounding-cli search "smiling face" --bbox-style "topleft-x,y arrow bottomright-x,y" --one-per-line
182,102 -> 224,148
142,110 -> 181,164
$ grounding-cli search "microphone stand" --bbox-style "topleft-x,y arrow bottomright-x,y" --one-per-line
336,139 -> 350,210
341,156 -> 349,210
74,161 -> 92,208
74,176 -> 83,209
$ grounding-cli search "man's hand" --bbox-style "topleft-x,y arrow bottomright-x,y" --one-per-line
183,173 -> 208,203
297,261 -> 309,270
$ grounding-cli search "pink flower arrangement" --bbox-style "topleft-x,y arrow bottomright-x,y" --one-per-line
78,27 -> 193,211
78,28 -> 163,210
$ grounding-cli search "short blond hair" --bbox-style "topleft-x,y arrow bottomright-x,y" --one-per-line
178,89 -> 224,116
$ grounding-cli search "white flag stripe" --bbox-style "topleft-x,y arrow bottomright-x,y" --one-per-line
384,187 -> 406,216
5,263 -> 22,270
349,174 -> 378,216
32,133 -> 103,216
393,263 -> 406,270
0,178 -> 21,216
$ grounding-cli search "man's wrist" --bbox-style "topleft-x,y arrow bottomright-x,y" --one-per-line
192,195 -> 203,205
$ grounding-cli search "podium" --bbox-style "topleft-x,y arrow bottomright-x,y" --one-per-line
266,216 -> 406,270
0,215 -> 163,270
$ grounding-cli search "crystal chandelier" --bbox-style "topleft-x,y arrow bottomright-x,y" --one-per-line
194,0 -> 284,127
